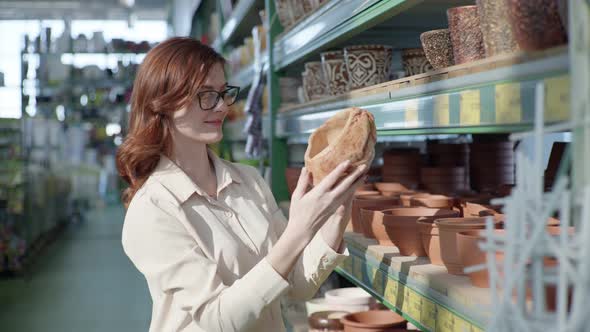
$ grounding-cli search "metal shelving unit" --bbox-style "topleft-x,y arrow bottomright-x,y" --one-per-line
213,0 -> 264,51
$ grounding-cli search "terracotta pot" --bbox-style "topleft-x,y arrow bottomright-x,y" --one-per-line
420,29 -> 454,70
275,0 -> 293,28
361,206 -> 403,241
345,45 -> 394,90
477,0 -> 519,57
321,51 -> 351,95
341,310 -> 406,332
352,196 -> 400,235
305,108 -> 376,185
379,191 -> 402,198
400,192 -> 427,207
309,311 -> 347,331
456,201 -> 499,217
303,61 -> 329,100
355,190 -> 382,197
435,217 -> 499,274
508,0 -> 567,51
381,176 -> 419,190
401,48 -> 433,77
457,229 -> 505,287
359,183 -> 376,191
285,167 -> 302,196
410,194 -> 454,209
421,166 -> 465,177
417,219 -> 443,265
447,5 -> 485,64
375,182 -> 408,194
382,208 -> 459,256
382,148 -> 421,165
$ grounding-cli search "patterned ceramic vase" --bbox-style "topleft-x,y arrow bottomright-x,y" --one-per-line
289,0 -> 306,23
477,0 -> 519,57
321,51 -> 351,96
447,5 -> 486,64
420,29 -> 455,70
401,48 -> 433,76
344,44 -> 393,89
275,0 -> 293,28
302,61 -> 329,100
507,0 -> 567,51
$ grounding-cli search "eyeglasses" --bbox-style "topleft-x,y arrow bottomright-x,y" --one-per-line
196,86 -> 240,111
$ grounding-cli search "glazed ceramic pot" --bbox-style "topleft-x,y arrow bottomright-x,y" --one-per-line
344,45 -> 394,89
507,0 -> 567,51
352,196 -> 400,235
340,310 -> 407,332
306,298 -> 371,316
325,288 -> 374,306
447,5 -> 485,64
401,48 -> 433,76
420,29 -> 455,70
476,0 -> 519,57
321,51 -> 351,95
374,182 -> 408,194
410,194 -> 454,209
309,311 -> 347,332
435,217 -> 499,274
303,61 -> 329,100
285,167 -> 302,196
382,208 -> 459,256
304,108 -> 376,185
275,0 -> 293,28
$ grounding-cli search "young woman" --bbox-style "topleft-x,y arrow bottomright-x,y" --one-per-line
116,37 -> 366,332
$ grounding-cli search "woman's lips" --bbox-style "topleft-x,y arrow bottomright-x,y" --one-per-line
204,120 -> 223,127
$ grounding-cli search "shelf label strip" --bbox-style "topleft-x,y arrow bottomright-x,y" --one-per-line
495,82 -> 522,123
544,75 -> 570,122
459,90 -> 481,125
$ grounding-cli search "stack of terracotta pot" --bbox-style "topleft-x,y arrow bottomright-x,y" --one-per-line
470,141 -> 515,192
421,143 -> 470,194
381,148 -> 421,189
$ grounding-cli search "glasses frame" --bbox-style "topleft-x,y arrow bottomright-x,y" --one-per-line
196,85 -> 241,111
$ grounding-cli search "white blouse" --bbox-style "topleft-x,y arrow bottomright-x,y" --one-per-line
121,150 -> 348,332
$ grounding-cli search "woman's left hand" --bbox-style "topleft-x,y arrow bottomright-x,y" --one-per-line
320,180 -> 361,252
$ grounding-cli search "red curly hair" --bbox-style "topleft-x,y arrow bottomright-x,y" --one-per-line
116,37 -> 225,207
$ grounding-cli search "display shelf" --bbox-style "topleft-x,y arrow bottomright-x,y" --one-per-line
337,232 -> 489,332
230,55 -> 269,88
224,115 -> 270,142
214,0 -> 263,50
275,51 -> 569,139
272,0 -> 470,69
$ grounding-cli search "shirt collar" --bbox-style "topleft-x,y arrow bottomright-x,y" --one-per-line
152,149 -> 243,204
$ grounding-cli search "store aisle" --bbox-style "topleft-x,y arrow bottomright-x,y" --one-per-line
0,206 -> 151,332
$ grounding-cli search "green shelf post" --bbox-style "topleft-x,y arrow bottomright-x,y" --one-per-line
265,0 -> 289,202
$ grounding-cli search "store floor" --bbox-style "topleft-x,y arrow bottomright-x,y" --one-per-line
0,205 -> 151,332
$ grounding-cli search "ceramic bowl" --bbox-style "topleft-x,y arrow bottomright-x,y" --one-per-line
401,48 -> 433,76
344,45 -> 394,89
306,298 -> 370,316
325,287 -> 374,306
447,5 -> 485,64
420,29 -> 455,69
410,194 -> 455,209
321,50 -> 351,96
340,310 -> 407,331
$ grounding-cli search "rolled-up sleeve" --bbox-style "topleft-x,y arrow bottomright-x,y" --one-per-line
247,168 -> 349,301
122,196 -> 290,332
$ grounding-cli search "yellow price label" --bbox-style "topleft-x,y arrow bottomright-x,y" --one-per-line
405,99 -> 419,127
342,257 -> 353,273
460,90 -> 481,125
437,307 -> 455,332
353,258 -> 363,281
496,83 -> 522,123
471,325 -> 484,332
384,277 -> 398,305
404,289 -> 422,321
545,75 -> 570,122
372,268 -> 385,296
421,298 -> 437,331
434,94 -> 450,126
455,317 -> 472,332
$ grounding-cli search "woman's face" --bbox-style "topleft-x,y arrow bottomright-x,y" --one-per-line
171,63 -> 230,144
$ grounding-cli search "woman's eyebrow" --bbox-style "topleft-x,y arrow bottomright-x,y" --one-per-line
199,83 -> 229,91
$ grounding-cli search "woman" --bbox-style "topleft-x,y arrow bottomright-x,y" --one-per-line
117,37 -> 366,332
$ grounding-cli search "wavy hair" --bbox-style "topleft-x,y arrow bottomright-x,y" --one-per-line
116,37 -> 225,207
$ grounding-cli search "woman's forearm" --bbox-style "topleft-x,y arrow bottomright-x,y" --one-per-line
320,216 -> 347,253
266,224 -> 313,280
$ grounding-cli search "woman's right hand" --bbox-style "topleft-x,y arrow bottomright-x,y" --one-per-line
287,160 -> 367,242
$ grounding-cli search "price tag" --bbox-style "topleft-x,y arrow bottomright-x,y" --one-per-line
372,268 -> 385,296
434,94 -> 450,126
471,325 -> 484,332
545,75 -> 570,122
421,298 -> 437,331
455,317 -> 472,332
405,99 -> 419,127
353,257 -> 363,281
342,257 -> 353,274
437,307 -> 455,332
404,289 -> 422,321
459,90 -> 481,125
495,83 -> 522,123
384,277 -> 398,304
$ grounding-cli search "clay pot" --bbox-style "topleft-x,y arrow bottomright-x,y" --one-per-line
420,29 -> 454,70
375,182 -> 408,194
341,310 -> 406,332
410,194 -> 454,209
321,51 -> 351,95
476,0 -> 519,57
382,208 -> 459,256
456,229 -> 502,287
352,196 -> 400,235
355,190 -> 382,197
417,219 -> 444,265
309,311 -> 347,331
305,108 -> 376,185
401,48 -> 433,76
285,167 -> 302,196
303,61 -> 329,100
508,0 -> 567,51
344,45 -> 394,90
361,206 -> 403,242
359,183 -> 376,191
435,217 -> 499,274
275,0 -> 294,28
400,192 -> 427,207
447,5 -> 485,64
